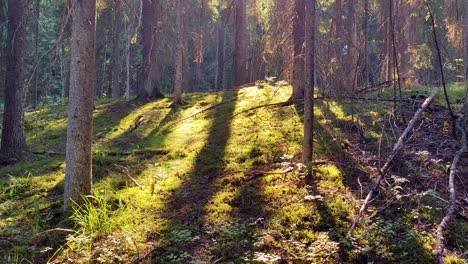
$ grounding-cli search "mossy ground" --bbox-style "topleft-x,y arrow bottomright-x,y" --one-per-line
0,84 -> 466,263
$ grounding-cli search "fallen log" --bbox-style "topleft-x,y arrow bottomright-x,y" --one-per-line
348,86 -> 439,236
435,116 -> 467,264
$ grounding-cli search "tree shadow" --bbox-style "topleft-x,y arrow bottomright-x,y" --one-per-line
149,90 -> 271,263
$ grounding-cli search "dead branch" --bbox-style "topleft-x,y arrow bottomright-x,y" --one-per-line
435,116 -> 467,264
348,86 -> 439,236
114,164 -> 143,188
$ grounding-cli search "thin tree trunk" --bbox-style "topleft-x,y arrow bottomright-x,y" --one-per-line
125,19 -> 132,99
363,0 -> 369,88
464,1 -> 468,132
215,19 -> 225,90
234,0 -> 247,87
0,0 -> 29,161
302,0 -> 316,178
0,0 -> 6,98
290,0 -> 305,100
110,1 -> 121,98
173,0 -> 184,105
33,0 -> 40,107
64,0 -> 96,212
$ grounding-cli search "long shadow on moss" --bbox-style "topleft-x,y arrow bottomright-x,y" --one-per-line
151,91 -> 264,263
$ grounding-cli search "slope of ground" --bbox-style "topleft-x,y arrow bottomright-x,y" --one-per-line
0,84 -> 466,263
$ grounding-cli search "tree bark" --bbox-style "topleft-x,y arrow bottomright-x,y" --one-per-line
110,1 -> 121,98
215,18 -> 225,90
64,0 -> 96,212
363,0 -> 369,88
290,0 -> 305,101
0,0 -> 29,161
173,0 -> 184,105
302,0 -> 316,175
234,0 -> 247,87
141,0 -> 163,99
464,1 -> 468,132
0,0 -> 5,98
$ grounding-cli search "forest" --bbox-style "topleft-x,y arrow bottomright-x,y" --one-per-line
0,0 -> 467,263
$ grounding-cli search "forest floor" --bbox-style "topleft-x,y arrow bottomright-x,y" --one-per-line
0,83 -> 467,263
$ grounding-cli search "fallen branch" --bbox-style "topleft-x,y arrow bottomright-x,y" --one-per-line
114,164 -> 143,188
435,116 -> 467,264
348,86 -> 439,236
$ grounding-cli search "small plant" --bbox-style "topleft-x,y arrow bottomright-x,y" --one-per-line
2,172 -> 33,198
70,191 -> 115,236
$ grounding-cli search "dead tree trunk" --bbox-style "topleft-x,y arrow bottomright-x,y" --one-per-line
64,0 -> 96,212
0,0 -> 29,161
348,86 -> 440,235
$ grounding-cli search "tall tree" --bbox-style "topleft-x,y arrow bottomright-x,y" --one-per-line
64,0 -> 96,212
32,0 -> 40,107
141,0 -> 163,99
173,0 -> 185,105
234,0 -> 247,87
215,15 -> 225,90
0,0 -> 29,162
464,0 -> 468,132
0,0 -> 5,96
302,0 -> 316,174
290,0 -> 305,101
110,0 -> 121,98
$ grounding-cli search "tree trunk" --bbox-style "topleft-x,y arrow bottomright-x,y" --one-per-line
32,0 -> 40,108
363,0 -> 369,87
290,0 -> 305,100
215,19 -> 225,90
0,0 -> 5,98
302,0 -> 316,175
194,0 -> 206,90
234,0 -> 247,87
64,0 -> 96,212
141,0 -> 163,99
110,1 -> 121,98
0,0 -> 29,161
464,0 -> 468,131
173,0 -> 184,105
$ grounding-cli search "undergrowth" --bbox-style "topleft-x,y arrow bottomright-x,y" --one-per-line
0,84 -> 466,263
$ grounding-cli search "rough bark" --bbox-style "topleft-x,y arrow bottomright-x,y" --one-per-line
0,0 -> 6,99
110,1 -> 121,98
64,0 -> 96,212
32,0 -> 40,107
215,19 -> 225,90
363,0 -> 369,88
464,1 -> 468,132
141,0 -> 163,99
173,0 -> 184,105
302,0 -> 316,173
0,0 -> 29,161
234,0 -> 247,87
290,0 -> 305,101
